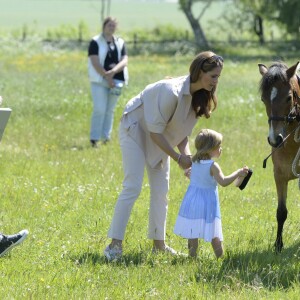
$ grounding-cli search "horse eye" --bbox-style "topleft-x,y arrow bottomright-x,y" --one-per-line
287,95 -> 292,102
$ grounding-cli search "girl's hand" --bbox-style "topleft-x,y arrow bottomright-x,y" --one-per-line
238,166 -> 249,178
184,168 -> 191,179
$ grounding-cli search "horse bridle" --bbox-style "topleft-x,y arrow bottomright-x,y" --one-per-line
268,75 -> 300,124
263,75 -> 300,168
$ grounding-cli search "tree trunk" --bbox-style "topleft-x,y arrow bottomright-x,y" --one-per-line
101,0 -> 105,23
107,0 -> 111,17
180,0 -> 210,50
254,14 -> 265,45
100,0 -> 111,23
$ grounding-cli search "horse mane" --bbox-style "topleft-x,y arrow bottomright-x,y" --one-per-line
259,62 -> 289,93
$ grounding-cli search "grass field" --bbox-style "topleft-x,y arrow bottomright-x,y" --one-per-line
0,0 -> 188,31
0,0 -> 234,38
0,41 -> 300,299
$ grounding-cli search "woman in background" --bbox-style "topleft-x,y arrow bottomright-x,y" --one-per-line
88,17 -> 128,147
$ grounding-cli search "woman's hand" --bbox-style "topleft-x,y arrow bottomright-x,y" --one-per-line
104,71 -> 115,88
178,154 -> 192,169
149,133 -> 192,169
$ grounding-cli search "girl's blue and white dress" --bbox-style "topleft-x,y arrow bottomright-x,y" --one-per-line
174,160 -> 223,242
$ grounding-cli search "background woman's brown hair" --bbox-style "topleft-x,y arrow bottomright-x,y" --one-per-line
102,16 -> 117,31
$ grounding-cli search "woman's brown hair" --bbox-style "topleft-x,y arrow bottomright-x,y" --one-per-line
189,51 -> 223,118
102,17 -> 117,31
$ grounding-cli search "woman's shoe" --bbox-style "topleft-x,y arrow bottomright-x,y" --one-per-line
152,245 -> 177,255
104,245 -> 122,261
90,140 -> 98,148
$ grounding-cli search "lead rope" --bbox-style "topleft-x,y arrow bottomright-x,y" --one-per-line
292,126 -> 300,189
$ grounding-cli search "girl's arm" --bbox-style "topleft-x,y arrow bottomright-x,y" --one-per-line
211,162 -> 248,187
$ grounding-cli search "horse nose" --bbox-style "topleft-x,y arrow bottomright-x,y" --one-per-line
268,134 -> 283,148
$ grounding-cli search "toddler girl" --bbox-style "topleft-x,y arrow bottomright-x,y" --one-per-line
174,129 -> 249,258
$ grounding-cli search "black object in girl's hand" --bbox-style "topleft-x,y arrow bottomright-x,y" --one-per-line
238,169 -> 253,190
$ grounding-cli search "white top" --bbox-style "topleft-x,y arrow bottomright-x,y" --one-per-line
121,76 -> 198,168
87,34 -> 128,84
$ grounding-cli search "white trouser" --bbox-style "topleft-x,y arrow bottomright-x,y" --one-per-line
107,124 -> 170,240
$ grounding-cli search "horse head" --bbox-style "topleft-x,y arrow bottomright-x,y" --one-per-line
258,61 -> 300,148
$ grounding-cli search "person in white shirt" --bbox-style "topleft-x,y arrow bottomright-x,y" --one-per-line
88,17 -> 128,147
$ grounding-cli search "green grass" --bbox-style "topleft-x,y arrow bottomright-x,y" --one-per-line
1,41 -> 300,299
0,0 -> 190,33
0,0 -> 277,42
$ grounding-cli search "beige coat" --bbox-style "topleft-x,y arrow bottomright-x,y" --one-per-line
121,76 -> 197,168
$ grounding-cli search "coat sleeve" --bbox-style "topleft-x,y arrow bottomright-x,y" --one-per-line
142,81 -> 178,133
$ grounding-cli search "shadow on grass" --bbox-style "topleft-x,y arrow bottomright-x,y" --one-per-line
72,251 -> 144,266
193,241 -> 300,291
70,250 -> 191,267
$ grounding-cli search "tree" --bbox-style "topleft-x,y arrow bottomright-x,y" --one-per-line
275,0 -> 300,37
238,0 -> 300,39
179,0 -> 213,49
237,0 -> 276,44
100,0 -> 111,22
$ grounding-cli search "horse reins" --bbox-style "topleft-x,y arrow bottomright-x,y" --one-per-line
262,123 -> 300,168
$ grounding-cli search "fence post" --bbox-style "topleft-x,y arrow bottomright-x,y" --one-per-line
78,23 -> 82,43
22,24 -> 27,41
134,33 -> 137,51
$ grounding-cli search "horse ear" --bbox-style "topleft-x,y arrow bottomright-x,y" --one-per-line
258,64 -> 268,76
286,61 -> 300,79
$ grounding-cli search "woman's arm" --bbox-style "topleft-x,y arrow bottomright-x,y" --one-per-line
150,132 -> 192,169
177,137 -> 191,156
177,137 -> 192,176
90,55 -> 107,77
105,55 -> 128,87
211,162 -> 248,187
106,55 -> 128,77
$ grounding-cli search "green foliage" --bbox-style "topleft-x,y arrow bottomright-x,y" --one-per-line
0,0 -> 297,46
125,24 -> 190,42
46,20 -> 90,41
276,0 -> 300,36
1,42 -> 300,299
237,0 -> 300,37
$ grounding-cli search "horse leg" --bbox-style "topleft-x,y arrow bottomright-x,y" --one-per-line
274,176 -> 288,253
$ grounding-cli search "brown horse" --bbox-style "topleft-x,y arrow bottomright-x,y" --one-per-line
258,61 -> 300,252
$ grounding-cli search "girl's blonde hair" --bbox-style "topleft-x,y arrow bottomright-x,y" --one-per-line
192,129 -> 223,162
